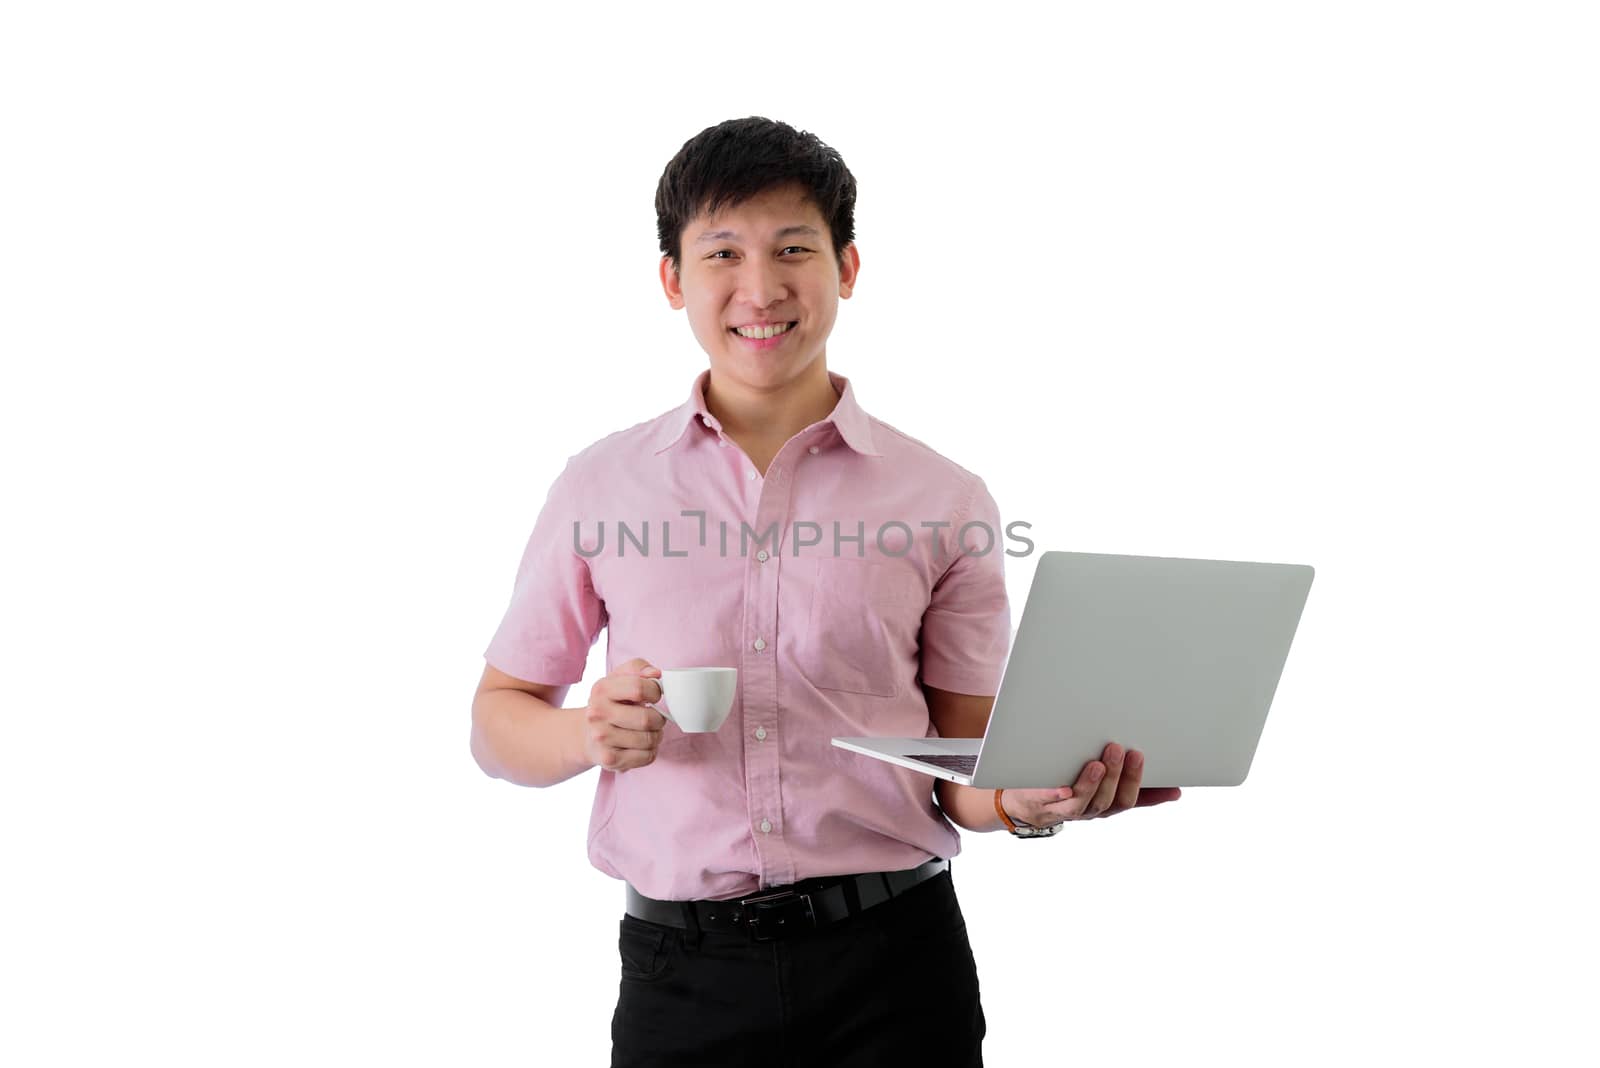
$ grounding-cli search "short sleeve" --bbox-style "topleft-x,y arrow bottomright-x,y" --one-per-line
482,457 -> 607,685
917,475 -> 1012,695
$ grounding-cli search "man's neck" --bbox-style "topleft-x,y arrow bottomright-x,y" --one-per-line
703,364 -> 842,449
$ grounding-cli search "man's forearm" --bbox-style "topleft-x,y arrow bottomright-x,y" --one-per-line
471,688 -> 595,788
935,778 -> 1008,833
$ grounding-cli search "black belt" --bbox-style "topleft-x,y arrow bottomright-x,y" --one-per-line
624,857 -> 950,943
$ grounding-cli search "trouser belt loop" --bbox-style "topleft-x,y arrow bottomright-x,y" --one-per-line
840,875 -> 862,916
679,900 -> 702,950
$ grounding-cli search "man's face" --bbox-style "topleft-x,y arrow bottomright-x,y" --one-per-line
661,182 -> 859,395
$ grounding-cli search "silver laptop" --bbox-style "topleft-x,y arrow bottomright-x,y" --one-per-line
831,550 -> 1314,788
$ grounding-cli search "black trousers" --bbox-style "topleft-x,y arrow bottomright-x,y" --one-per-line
610,865 -> 985,1067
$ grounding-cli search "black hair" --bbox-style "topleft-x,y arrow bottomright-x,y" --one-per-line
655,116 -> 857,276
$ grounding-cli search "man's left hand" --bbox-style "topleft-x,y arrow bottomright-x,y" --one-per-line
1001,742 -> 1182,828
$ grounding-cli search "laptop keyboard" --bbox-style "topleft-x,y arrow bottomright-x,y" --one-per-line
906,753 -> 978,774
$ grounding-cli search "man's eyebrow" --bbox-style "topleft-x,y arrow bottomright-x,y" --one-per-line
694,224 -> 822,245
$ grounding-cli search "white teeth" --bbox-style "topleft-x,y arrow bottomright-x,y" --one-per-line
734,322 -> 792,339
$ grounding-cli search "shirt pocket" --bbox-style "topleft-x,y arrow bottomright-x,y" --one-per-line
794,556 -> 922,698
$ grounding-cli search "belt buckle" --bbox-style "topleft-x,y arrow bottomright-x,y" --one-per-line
738,888 -> 816,942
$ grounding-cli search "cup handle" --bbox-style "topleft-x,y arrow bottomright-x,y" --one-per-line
652,677 -> 672,723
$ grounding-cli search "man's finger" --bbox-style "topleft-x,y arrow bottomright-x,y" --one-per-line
620,723 -> 665,752
599,696 -> 667,735
603,673 -> 660,705
1111,748 -> 1145,811
1037,760 -> 1105,821
1134,787 -> 1182,807
636,675 -> 662,704
1085,742 -> 1124,816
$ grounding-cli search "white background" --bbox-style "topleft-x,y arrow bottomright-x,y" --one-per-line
3,1 -> 1596,1065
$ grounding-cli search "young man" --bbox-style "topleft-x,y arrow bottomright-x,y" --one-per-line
472,116 -> 1180,1067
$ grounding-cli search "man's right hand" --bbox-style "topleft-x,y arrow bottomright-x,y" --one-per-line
581,658 -> 668,773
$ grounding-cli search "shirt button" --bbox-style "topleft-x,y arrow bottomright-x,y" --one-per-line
759,819 -> 772,834
808,445 -> 819,455
756,549 -> 769,563
747,470 -> 757,481
753,637 -> 767,651
755,726 -> 767,741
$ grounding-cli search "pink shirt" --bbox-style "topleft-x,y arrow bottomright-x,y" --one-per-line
483,370 -> 1011,901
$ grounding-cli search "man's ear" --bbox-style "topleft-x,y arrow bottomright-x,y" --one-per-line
838,242 -> 861,299
660,255 -> 685,309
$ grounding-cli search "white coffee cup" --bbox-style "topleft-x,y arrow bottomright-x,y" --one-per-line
655,667 -> 738,732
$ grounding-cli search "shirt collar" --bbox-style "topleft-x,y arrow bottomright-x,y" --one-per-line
649,369 -> 881,456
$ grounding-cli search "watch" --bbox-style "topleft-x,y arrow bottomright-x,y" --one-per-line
995,789 -> 1063,838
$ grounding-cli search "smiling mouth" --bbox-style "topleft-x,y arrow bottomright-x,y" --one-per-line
728,321 -> 798,339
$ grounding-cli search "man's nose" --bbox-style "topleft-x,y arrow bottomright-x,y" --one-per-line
735,259 -> 788,309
